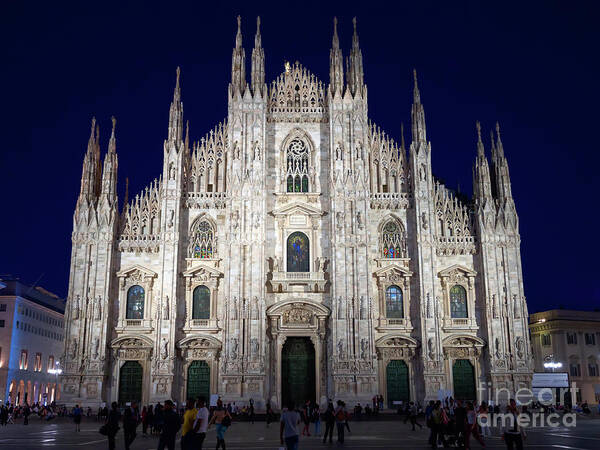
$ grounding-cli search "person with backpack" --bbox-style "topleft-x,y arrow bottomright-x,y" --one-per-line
322,400 -> 335,444
73,404 -> 82,432
335,400 -> 346,443
105,402 -> 121,450
209,399 -> 232,450
158,400 -> 181,450
265,401 -> 274,428
313,404 -> 322,437
123,402 -> 139,450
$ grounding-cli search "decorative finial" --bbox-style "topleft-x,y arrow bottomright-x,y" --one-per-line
413,69 -> 421,103
495,122 -> 502,142
400,122 -> 406,149
476,121 -> 482,142
111,116 -> 116,134
257,16 -> 261,30
353,17 -> 357,32
176,66 -> 180,83
285,61 -> 291,73
237,15 -> 241,31
91,116 -> 96,131
413,68 -> 418,85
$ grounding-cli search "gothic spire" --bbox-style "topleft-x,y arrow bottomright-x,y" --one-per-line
346,17 -> 364,96
473,121 -> 492,202
100,116 -> 118,202
231,15 -> 246,95
251,16 -> 265,97
78,117 -> 101,204
168,67 -> 184,143
329,17 -> 344,97
411,69 -> 427,144
491,122 -> 513,202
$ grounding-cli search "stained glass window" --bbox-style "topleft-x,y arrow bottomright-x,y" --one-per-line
381,220 -> 407,258
126,285 -> 145,319
192,286 -> 210,319
287,231 -> 309,272
450,285 -> 468,318
190,220 -> 215,258
386,285 -> 403,318
286,138 -> 309,193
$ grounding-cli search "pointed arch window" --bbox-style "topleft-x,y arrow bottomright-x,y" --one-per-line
190,220 -> 216,258
287,232 -> 309,272
126,285 -> 145,319
381,220 -> 407,258
449,285 -> 468,318
286,137 -> 309,193
192,286 -> 210,319
385,285 -> 403,318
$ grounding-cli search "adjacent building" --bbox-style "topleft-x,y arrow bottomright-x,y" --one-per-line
530,309 -> 600,405
0,277 -> 66,404
60,17 -> 533,409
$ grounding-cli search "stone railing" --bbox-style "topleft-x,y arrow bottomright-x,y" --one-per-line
436,235 -> 477,255
184,192 -> 228,209
270,271 -> 327,293
370,193 -> 411,209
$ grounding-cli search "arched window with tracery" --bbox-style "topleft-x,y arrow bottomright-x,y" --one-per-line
126,285 -> 145,319
385,285 -> 403,318
286,137 -> 309,193
287,232 -> 309,272
381,220 -> 407,259
192,286 -> 210,319
189,219 -> 216,258
450,285 -> 468,318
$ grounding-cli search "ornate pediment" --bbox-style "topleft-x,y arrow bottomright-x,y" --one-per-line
116,265 -> 158,281
442,334 -> 485,359
270,201 -> 324,218
376,334 -> 419,348
111,335 -> 153,361
438,264 -> 476,279
183,264 -> 223,280
373,264 -> 413,279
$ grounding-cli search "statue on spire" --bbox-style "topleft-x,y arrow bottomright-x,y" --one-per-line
251,16 -> 265,96
329,17 -> 344,96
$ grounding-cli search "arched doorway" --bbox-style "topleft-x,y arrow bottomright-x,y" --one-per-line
386,360 -> 410,408
187,360 -> 210,401
282,337 -> 315,409
119,361 -> 143,405
452,359 -> 476,401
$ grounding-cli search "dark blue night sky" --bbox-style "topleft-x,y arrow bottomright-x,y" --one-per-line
2,1 -> 598,313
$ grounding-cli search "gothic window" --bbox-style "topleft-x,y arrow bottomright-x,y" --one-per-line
192,286 -> 210,320
286,138 -> 309,193
449,285 -> 468,318
541,334 -> 551,346
381,220 -> 407,258
287,232 -> 309,272
385,285 -> 403,318
126,285 -> 145,319
190,220 -> 216,258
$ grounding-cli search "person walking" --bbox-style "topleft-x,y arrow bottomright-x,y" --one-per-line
502,399 -> 525,450
465,402 -> 485,449
106,402 -> 121,450
23,403 -> 30,425
335,400 -> 346,444
313,404 -> 322,437
407,401 -> 422,431
73,404 -> 82,432
181,399 -> 197,450
280,402 -> 301,450
156,400 -> 180,450
478,402 -> 491,438
123,403 -> 139,450
301,401 -> 311,436
192,397 -> 209,449
322,401 -> 335,444
248,398 -> 255,424
265,401 -> 274,428
209,399 -> 232,450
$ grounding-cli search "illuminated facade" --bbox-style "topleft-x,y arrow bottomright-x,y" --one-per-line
60,17 -> 532,408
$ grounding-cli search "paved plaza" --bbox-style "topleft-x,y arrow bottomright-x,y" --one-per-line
0,415 -> 599,449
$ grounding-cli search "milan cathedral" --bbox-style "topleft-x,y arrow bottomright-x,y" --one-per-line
60,16 -> 533,408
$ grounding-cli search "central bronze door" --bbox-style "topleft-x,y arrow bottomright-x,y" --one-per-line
282,337 -> 315,409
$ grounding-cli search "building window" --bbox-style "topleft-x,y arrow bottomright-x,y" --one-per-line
126,285 -> 145,319
0,304 -> 6,311
48,355 -> 54,372
34,353 -> 42,372
570,363 -> 581,377
0,320 -> 4,327
380,220 -> 407,259
585,333 -> 596,346
192,286 -> 210,320
190,220 -> 216,258
287,232 -> 310,272
450,285 -> 468,318
588,359 -> 599,377
286,137 -> 309,193
566,332 -> 577,345
20,350 -> 28,370
385,285 -> 403,318
541,334 -> 551,346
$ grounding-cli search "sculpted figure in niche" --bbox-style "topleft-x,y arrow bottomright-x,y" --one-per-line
360,338 -> 368,359
494,338 -> 501,359
251,296 -> 259,320
72,295 -> 80,320
161,338 -> 169,359
93,338 -> 100,359
70,338 -> 78,359
515,337 -> 524,359
230,338 -> 239,359
163,296 -> 169,320
250,338 -> 259,356
427,338 -> 435,360
272,256 -> 282,272
337,339 -> 345,360
93,296 -> 101,320
232,297 -> 238,320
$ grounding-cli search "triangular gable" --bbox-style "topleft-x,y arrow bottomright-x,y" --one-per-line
116,264 -> 158,278
183,264 -> 223,278
374,263 -> 413,278
271,201 -> 324,217
438,264 -> 476,278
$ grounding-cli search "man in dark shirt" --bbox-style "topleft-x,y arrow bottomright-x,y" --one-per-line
158,400 -> 181,450
454,400 -> 467,447
123,402 -> 139,450
106,402 -> 121,450
322,400 -> 335,444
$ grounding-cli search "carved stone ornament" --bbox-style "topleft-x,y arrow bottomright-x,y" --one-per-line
282,307 -> 313,325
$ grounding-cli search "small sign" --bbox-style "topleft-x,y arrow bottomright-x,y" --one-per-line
210,394 -> 219,407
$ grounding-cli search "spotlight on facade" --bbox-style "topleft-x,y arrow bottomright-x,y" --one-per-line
543,362 -> 562,369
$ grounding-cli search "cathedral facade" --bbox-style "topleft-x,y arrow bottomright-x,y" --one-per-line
60,17 -> 532,409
